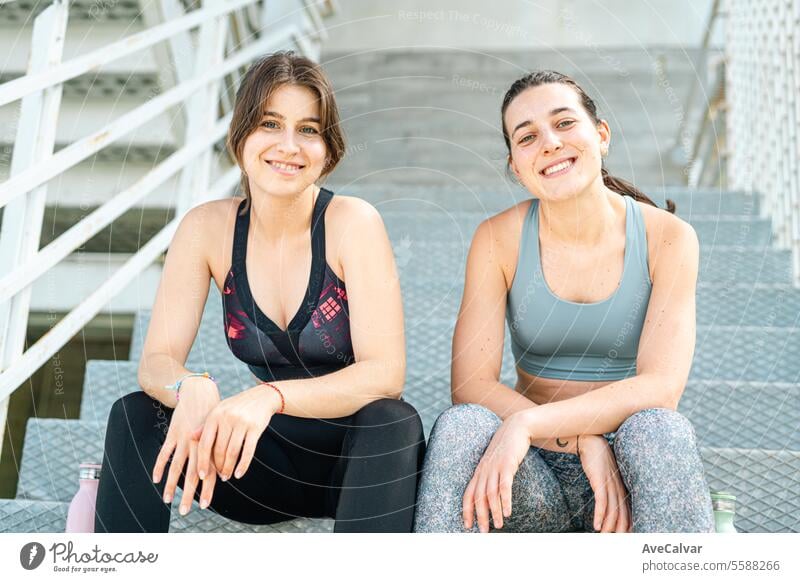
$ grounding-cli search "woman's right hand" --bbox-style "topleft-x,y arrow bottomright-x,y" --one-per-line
578,434 -> 632,533
152,377 -> 221,516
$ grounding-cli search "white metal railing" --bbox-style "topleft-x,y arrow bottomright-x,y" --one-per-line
725,0 -> 800,287
674,0 -> 727,188
0,0 -> 334,451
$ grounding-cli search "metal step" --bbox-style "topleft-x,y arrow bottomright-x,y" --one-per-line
396,240 -> 790,283
0,498 -> 333,533
77,361 -> 800,452
129,280 -> 800,383
7,436 -> 797,532
380,211 -> 775,246
0,0 -> 144,23
334,185 -> 762,215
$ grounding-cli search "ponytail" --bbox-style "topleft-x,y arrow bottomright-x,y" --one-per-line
601,168 -> 676,214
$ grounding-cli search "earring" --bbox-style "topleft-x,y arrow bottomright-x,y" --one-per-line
601,145 -> 609,157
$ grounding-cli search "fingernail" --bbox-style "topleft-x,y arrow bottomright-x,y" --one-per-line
234,470 -> 241,479
163,494 -> 171,504
198,470 -> 205,480
221,474 -> 228,482
179,505 -> 187,515
200,499 -> 209,509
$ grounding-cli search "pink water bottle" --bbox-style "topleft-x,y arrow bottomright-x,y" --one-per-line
65,463 -> 101,533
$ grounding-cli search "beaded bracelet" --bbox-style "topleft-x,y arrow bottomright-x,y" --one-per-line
164,372 -> 217,403
260,382 -> 285,414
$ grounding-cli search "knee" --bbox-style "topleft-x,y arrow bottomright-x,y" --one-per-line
354,398 -> 424,441
614,408 -> 697,456
106,390 -> 167,439
430,403 -> 500,444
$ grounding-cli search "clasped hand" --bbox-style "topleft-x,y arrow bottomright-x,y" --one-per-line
461,414 -> 632,533
152,383 -> 280,516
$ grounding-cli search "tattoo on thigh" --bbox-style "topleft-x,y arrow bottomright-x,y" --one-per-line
556,437 -> 569,449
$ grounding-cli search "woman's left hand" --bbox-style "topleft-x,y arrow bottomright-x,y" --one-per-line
192,385 -> 282,482
462,412 -> 532,532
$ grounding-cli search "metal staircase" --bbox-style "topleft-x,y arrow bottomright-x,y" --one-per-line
1,11 -> 798,532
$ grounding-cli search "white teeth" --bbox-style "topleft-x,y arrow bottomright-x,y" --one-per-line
543,158 -> 574,176
268,161 -> 302,172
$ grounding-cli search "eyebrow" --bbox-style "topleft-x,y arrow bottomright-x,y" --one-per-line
262,110 -> 321,123
511,107 -> 577,137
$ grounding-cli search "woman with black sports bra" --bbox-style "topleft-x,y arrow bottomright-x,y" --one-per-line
94,51 -> 425,533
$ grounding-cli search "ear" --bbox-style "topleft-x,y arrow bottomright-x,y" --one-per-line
597,119 -> 611,151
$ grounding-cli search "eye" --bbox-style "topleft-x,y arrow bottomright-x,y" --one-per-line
299,126 -> 319,135
519,133 -> 536,144
556,119 -> 575,129
261,120 -> 279,129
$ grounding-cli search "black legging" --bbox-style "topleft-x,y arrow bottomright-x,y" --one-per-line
94,390 -> 426,532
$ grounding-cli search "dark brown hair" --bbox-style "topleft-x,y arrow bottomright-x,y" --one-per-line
500,70 -> 675,213
226,51 -> 346,214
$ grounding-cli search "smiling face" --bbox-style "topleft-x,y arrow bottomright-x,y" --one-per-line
504,83 -> 610,201
240,83 -> 328,199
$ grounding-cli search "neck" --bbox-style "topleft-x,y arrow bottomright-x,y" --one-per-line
537,181 -> 621,247
248,183 -> 320,243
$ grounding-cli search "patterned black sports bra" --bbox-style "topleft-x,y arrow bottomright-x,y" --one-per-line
222,188 -> 355,382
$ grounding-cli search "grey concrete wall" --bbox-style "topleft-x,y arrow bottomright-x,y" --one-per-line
323,0 -> 718,51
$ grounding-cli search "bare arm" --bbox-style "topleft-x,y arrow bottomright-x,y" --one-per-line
517,217 -> 700,439
451,217 -> 584,455
257,197 -> 406,418
137,203 -> 220,408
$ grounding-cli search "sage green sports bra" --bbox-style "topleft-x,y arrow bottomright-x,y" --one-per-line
505,195 -> 653,381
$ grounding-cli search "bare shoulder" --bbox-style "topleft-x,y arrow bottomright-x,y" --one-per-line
471,199 -> 532,287
325,193 -> 386,242
326,192 -> 382,222
636,199 -> 699,281
181,197 -> 244,278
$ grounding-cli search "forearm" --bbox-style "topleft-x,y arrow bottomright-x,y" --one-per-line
519,373 -> 675,439
452,378 -> 588,455
137,352 -> 198,409
264,357 -> 405,419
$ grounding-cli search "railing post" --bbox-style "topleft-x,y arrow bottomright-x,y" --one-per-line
138,0 -> 199,143
261,0 -> 320,60
176,0 -> 229,215
0,0 -> 67,454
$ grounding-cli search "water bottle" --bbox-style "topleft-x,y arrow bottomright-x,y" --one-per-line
710,490 -> 738,533
65,463 -> 101,533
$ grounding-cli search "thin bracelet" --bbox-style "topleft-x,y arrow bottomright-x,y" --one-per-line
165,372 -> 216,403
261,382 -> 285,414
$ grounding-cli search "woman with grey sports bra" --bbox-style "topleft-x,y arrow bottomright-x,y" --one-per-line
413,71 -> 715,533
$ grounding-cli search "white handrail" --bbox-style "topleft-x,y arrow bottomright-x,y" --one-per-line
0,166 -> 242,399
0,0 -> 256,108
0,115 -> 231,305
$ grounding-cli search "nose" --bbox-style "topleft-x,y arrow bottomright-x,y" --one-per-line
540,129 -> 563,155
276,128 -> 300,155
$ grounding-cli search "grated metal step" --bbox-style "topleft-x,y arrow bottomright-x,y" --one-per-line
335,185 -> 762,215
77,362 -> 800,452
381,212 -> 774,246
7,441 -> 797,532
129,301 -> 800,384
0,498 -> 333,533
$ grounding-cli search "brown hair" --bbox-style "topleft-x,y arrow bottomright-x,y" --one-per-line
500,70 -> 675,213
226,51 -> 346,214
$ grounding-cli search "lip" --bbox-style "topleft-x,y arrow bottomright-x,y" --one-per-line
539,156 -> 577,178
265,159 -> 305,176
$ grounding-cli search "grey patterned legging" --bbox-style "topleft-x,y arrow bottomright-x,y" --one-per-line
413,404 -> 715,533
